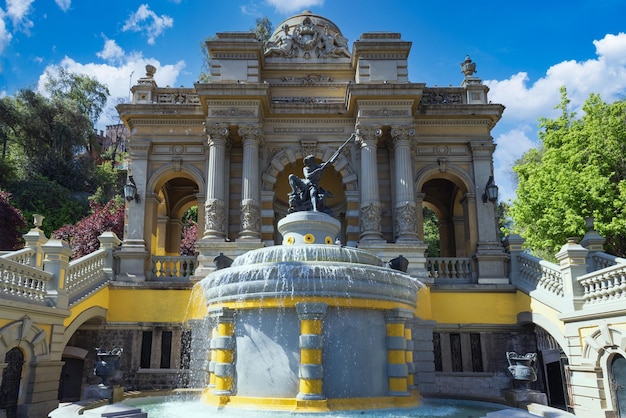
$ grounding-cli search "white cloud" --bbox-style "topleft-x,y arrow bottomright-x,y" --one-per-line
6,0 -> 34,32
37,54 -> 185,128
97,38 -> 125,63
493,126 -> 536,202
264,0 -> 324,14
0,10 -> 12,54
486,33 -> 626,125
54,0 -> 71,12
122,4 -> 173,45
486,33 -> 626,202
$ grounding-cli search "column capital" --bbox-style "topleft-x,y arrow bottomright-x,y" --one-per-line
390,125 -> 416,144
355,124 -> 382,146
238,124 -> 263,140
206,123 -> 230,145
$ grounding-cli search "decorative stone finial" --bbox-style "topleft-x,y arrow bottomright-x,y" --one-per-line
461,55 -> 477,77
145,64 -> 156,78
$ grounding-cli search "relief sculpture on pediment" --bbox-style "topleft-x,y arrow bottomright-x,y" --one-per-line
265,16 -> 350,59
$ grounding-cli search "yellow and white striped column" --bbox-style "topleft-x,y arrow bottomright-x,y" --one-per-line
209,307 -> 236,396
296,302 -> 328,400
207,325 -> 218,388
385,308 -> 413,396
405,324 -> 416,390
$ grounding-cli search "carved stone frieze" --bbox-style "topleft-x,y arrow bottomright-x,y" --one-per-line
204,198 -> 226,235
421,92 -> 463,105
395,202 -> 417,237
361,108 -> 410,117
156,93 -> 200,104
300,140 -> 317,158
360,202 -> 382,234
281,74 -> 333,84
240,199 -> 261,235
211,108 -> 256,117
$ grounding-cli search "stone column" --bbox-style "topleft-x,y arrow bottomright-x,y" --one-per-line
118,144 -> 149,282
238,124 -> 263,240
384,308 -> 413,396
296,302 -> 328,401
209,307 -> 236,396
391,125 -> 418,242
356,125 -> 383,242
203,123 -> 230,240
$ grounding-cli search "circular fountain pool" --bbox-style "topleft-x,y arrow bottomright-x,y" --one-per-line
124,396 -> 516,418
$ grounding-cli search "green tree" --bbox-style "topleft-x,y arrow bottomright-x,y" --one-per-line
45,67 -> 109,129
510,87 -> 626,257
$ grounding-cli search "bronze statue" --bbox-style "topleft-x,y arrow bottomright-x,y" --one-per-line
288,134 -> 355,214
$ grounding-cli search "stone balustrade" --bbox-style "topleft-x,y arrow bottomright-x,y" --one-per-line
517,253 -> 563,297
0,257 -> 52,302
578,263 -> 626,305
1,247 -> 37,266
426,257 -> 472,282
151,256 -> 196,280
66,249 -> 107,303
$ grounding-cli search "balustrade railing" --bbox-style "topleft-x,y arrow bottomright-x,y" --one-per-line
0,258 -> 52,303
1,248 -> 37,266
426,257 -> 472,282
66,248 -> 108,304
590,253 -> 626,271
152,256 -> 196,281
578,263 -> 626,305
517,253 -> 563,297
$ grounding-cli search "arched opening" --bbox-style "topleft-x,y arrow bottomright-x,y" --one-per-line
421,177 -> 469,257
611,354 -> 626,417
534,325 -> 569,411
0,348 -> 24,418
58,346 -> 88,402
151,177 -> 200,256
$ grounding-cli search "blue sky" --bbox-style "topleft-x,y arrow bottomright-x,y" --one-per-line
1,0 -> 626,201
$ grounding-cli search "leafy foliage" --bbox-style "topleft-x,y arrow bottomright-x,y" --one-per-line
510,87 -> 626,256
52,197 -> 125,259
423,207 -> 440,257
7,176 -> 89,237
0,190 -> 26,250
180,206 -> 198,256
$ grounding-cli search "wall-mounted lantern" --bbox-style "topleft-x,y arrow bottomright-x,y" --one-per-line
482,175 -> 499,203
123,176 -> 139,202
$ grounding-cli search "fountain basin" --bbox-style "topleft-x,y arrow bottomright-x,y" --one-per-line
192,212 -> 425,412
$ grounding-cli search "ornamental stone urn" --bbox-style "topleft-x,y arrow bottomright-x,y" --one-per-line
94,347 -> 123,387
506,351 -> 538,386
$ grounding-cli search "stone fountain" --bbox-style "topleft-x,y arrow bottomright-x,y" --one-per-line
188,145 -> 425,413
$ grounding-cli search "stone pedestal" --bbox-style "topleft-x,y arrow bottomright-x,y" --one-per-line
502,388 -> 548,408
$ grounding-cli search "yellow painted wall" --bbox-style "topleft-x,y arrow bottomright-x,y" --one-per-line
414,286 -> 432,320
107,288 -> 194,323
65,287 -> 110,327
430,291 -> 519,324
